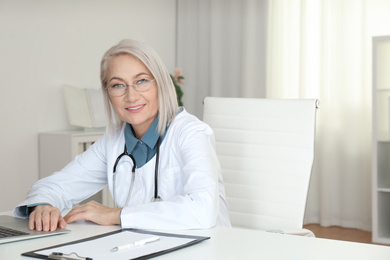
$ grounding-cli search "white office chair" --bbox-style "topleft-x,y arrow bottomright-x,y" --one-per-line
203,97 -> 318,237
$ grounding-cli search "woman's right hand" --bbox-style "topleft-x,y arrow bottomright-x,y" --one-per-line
29,205 -> 67,232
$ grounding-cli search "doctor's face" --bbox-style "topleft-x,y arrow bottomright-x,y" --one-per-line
106,54 -> 158,139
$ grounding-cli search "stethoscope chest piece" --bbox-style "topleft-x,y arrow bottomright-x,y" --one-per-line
151,196 -> 163,202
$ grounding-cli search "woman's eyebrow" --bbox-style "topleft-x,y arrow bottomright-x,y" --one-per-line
108,76 -> 124,83
108,72 -> 151,83
133,72 -> 151,79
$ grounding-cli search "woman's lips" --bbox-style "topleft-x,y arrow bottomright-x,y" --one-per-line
126,104 -> 145,112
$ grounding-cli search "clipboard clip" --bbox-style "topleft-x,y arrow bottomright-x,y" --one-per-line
48,252 -> 93,260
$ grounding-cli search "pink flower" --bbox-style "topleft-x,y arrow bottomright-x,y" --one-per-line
174,68 -> 183,77
173,68 -> 185,84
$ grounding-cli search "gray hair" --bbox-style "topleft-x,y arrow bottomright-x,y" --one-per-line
100,39 -> 178,137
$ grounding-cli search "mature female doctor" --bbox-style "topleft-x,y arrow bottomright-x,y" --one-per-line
15,39 -> 231,232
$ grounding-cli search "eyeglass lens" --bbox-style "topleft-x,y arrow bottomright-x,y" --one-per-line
108,79 -> 155,96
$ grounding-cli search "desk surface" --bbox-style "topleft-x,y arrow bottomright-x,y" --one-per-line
1,212 -> 390,260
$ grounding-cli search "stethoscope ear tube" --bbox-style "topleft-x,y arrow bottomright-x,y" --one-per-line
113,149 -> 135,174
113,147 -> 136,208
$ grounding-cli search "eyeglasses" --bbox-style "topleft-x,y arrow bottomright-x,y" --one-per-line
106,78 -> 156,97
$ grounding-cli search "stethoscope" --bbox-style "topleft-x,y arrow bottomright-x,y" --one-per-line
112,137 -> 162,208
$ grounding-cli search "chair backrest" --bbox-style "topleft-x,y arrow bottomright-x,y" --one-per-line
203,97 -> 318,231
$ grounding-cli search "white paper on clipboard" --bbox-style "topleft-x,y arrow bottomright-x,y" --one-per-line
31,229 -> 208,260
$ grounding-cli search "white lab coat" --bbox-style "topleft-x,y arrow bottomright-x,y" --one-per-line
15,109 -> 231,229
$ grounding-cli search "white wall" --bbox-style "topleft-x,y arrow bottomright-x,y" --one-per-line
0,0 -> 176,211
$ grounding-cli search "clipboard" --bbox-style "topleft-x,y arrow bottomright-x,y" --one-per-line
22,228 -> 210,260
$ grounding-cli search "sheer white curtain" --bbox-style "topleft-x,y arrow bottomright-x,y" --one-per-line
268,0 -> 390,231
176,0 -> 267,119
177,0 -> 390,231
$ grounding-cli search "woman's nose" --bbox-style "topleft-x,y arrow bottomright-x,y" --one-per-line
124,85 -> 140,102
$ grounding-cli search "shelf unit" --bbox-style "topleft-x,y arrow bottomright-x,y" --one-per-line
372,35 -> 390,245
39,129 -> 114,207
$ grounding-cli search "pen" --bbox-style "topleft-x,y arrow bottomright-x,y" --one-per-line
111,236 -> 160,252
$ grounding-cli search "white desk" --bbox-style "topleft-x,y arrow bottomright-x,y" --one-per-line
1,212 -> 390,260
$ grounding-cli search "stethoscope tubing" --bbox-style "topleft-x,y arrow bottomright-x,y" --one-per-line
152,138 -> 162,202
112,137 -> 161,207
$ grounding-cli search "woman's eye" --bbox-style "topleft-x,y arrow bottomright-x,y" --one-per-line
112,83 -> 126,89
136,79 -> 148,85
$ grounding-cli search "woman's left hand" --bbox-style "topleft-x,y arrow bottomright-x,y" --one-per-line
64,201 -> 122,226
